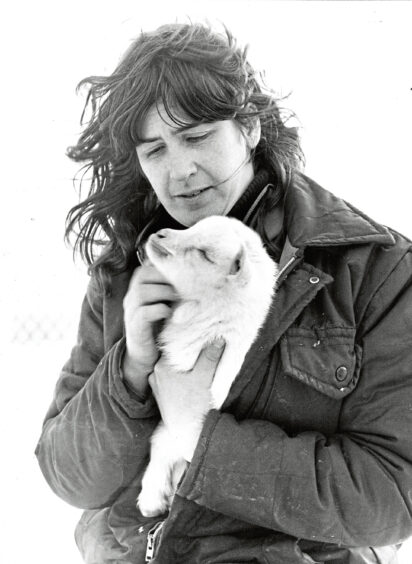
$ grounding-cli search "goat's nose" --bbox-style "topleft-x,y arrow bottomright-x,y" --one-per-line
156,229 -> 169,239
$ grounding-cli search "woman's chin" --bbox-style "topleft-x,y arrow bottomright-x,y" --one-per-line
169,200 -> 227,226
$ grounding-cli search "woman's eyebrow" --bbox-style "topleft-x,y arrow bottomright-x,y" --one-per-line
137,123 -> 205,146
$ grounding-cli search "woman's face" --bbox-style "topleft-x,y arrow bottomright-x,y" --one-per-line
136,104 -> 259,226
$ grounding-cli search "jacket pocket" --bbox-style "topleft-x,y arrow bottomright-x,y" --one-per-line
280,326 -> 362,400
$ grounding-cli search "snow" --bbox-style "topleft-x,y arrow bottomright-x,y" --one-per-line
2,343 -> 84,564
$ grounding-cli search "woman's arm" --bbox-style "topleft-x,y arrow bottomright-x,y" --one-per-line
35,276 -> 159,509
177,250 -> 412,547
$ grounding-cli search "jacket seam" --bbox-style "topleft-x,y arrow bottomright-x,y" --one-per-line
307,233 -> 391,245
190,411 -> 222,490
360,248 -> 412,334
270,434 -> 286,531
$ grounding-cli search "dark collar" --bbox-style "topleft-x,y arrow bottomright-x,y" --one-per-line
228,169 -> 272,222
284,173 -> 395,248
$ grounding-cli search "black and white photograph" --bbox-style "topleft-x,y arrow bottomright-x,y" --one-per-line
2,1 -> 412,563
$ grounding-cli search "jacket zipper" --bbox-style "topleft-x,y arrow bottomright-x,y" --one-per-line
145,520 -> 165,562
276,251 -> 303,286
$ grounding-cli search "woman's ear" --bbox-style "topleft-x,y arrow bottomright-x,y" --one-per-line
247,119 -> 261,150
244,107 -> 261,150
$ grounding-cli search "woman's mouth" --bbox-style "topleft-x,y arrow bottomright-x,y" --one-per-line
178,187 -> 211,199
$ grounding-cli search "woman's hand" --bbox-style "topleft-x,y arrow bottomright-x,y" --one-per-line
149,341 -> 225,461
122,264 -> 178,397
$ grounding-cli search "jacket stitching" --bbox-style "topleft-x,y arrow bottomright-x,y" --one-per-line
191,411 -> 222,491
360,248 -> 412,336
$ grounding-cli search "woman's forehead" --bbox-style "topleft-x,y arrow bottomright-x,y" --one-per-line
138,102 -> 206,140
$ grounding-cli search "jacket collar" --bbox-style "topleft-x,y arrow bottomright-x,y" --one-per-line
284,173 -> 395,249
136,171 -> 395,264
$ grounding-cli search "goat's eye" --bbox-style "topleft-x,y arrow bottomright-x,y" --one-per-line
197,248 -> 214,263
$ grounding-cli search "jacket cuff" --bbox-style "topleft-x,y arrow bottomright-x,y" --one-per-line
108,338 -> 158,419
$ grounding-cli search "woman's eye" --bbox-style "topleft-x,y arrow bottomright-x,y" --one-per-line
145,145 -> 164,158
186,133 -> 210,144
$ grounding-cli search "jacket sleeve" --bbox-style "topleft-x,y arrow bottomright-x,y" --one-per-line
178,250 -> 412,547
35,277 -> 159,509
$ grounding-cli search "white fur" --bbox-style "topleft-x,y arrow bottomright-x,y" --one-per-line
137,216 -> 278,517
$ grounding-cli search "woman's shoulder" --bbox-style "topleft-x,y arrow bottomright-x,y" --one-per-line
286,172 -> 411,252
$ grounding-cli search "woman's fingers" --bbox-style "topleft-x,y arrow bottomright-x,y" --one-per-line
139,303 -> 173,323
136,284 -> 177,306
195,340 -> 226,368
131,263 -> 171,285
125,265 -> 177,307
123,264 -> 177,371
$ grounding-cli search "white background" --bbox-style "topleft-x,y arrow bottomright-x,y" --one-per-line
1,1 -> 412,562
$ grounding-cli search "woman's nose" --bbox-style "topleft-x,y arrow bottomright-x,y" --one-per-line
168,149 -> 197,182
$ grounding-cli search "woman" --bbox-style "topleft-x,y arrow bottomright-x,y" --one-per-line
35,22 -> 412,564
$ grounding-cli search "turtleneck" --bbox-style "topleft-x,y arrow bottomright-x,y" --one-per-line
227,169 -> 271,221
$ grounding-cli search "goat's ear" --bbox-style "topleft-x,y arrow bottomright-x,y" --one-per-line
228,247 -> 245,276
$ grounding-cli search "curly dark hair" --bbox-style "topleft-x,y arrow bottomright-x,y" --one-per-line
65,22 -> 304,294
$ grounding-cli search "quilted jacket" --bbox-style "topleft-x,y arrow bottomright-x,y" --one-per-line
35,173 -> 412,563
